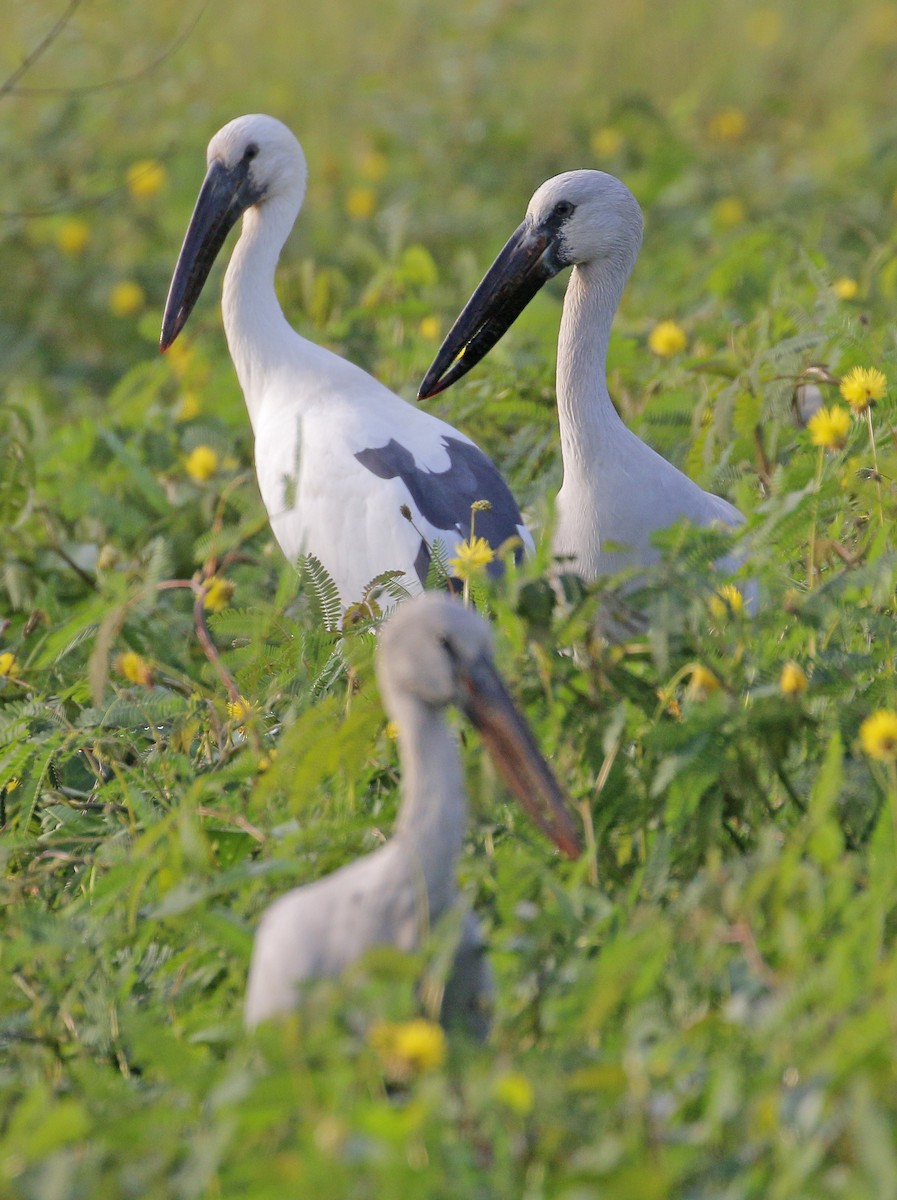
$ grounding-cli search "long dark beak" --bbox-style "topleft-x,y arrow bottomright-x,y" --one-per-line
160,159 -> 257,351
460,656 -> 580,860
418,219 -> 563,399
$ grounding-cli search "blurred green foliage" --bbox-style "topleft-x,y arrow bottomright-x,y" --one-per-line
4,1 -> 897,1196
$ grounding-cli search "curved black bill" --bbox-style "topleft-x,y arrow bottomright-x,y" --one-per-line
460,655 -> 581,860
160,159 -> 256,351
418,220 -> 562,399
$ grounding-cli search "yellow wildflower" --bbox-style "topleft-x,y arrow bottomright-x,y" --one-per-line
56,217 -> 90,257
839,366 -> 887,413
419,316 -> 441,341
860,709 -> 897,761
590,127 -> 623,157
779,662 -> 808,697
709,584 -> 745,620
832,277 -> 859,301
369,1018 -> 446,1078
494,1072 -> 534,1115
177,392 -> 202,422
707,108 -> 747,143
109,280 -> 145,317
185,445 -> 219,482
807,406 -> 851,450
0,651 -> 19,677
227,695 -> 256,722
346,187 -> 376,220
385,720 -> 399,740
126,159 -> 167,200
256,749 -> 277,773
688,664 -> 720,699
449,535 -> 495,579
203,576 -> 235,613
4,777 -> 19,792
712,196 -> 746,228
359,149 -> 388,181
648,320 -> 688,358
115,650 -> 154,687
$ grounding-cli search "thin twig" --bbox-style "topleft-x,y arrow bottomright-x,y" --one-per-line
0,0 -> 82,101
8,0 -> 211,95
196,805 -> 266,843
193,588 -> 242,706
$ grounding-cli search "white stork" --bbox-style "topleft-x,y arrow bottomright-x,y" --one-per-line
419,171 -> 747,587
244,592 -> 580,1032
161,115 -> 530,609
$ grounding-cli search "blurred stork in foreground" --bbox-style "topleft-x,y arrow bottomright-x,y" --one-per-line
244,592 -> 580,1031
419,171 -> 747,589
161,115 -> 529,609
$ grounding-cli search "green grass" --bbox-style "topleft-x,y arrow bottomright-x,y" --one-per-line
4,1 -> 897,1195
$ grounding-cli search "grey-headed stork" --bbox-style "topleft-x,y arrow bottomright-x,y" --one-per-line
161,115 -> 529,609
244,591 -> 580,1031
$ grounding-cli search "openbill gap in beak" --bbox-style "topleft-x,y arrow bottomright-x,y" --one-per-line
161,157 -> 263,351
418,218 -> 566,399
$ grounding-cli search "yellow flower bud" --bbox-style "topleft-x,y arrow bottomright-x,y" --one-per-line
707,108 -> 747,142
0,651 -> 19,677
590,127 -> 623,157
832,277 -> 858,301
709,584 -> 745,620
494,1072 -> 534,1115
115,650 -> 154,687
779,662 -> 808,697
449,535 -> 495,580
184,445 -> 219,482
346,187 -> 376,220
839,366 -> 886,413
807,406 -> 851,450
126,159 -> 167,199
56,218 -> 90,257
688,664 -> 720,699
369,1018 -> 446,1078
109,280 -> 145,317
203,576 -> 235,613
648,320 -> 687,358
860,710 -> 897,761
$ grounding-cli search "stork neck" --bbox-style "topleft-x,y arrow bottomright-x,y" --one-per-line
556,256 -> 630,476
392,697 -> 465,921
222,198 -> 299,429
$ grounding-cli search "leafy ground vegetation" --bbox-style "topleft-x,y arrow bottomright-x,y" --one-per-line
4,1 -> 897,1196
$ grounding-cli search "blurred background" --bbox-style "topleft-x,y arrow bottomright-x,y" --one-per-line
4,0 -> 897,399
7,7 -> 897,1194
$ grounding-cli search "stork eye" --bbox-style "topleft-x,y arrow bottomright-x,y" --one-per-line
439,634 -> 459,661
553,200 -> 575,218
244,143 -> 260,162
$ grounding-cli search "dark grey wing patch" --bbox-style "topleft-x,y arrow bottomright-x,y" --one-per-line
354,436 -> 524,580
413,540 -> 432,587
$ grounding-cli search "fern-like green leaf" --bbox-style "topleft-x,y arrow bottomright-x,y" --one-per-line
297,554 -> 343,631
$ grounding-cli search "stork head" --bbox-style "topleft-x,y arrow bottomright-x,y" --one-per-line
206,114 -> 308,209
525,170 -> 643,273
160,114 -> 307,351
418,170 -> 642,398
378,594 -> 581,860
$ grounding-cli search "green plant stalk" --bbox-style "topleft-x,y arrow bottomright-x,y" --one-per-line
806,445 -> 824,587
866,406 -> 885,527
888,759 -> 897,855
